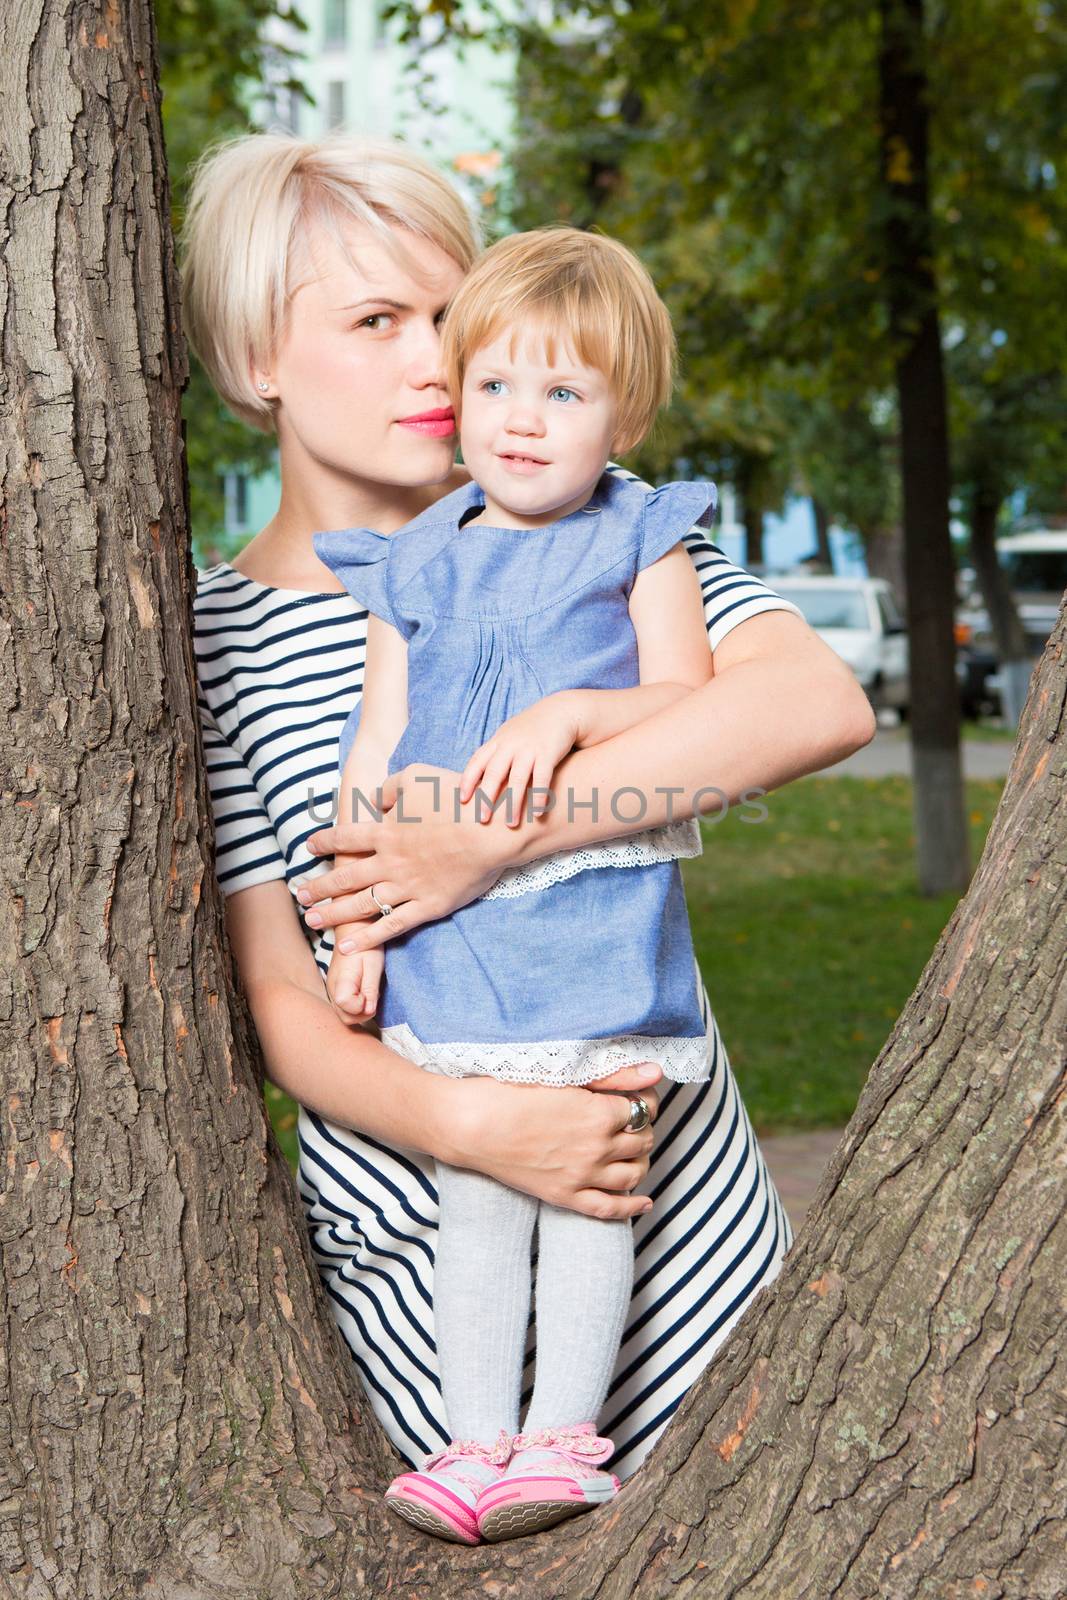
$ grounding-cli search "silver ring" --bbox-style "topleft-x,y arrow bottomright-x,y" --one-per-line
625,1095 -> 650,1132
369,883 -> 394,918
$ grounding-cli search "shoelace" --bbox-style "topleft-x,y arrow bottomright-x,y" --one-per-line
421,1427 -> 512,1473
510,1423 -> 614,1465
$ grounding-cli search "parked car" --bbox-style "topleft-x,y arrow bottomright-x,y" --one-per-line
955,527 -> 1067,718
768,575 -> 909,715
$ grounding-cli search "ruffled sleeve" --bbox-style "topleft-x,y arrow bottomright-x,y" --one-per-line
311,526 -> 397,629
638,480 -> 718,572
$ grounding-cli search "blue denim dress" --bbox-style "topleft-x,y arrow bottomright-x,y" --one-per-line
311,471 -> 717,1086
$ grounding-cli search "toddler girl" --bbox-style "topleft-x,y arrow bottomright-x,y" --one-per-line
312,226 -> 717,1544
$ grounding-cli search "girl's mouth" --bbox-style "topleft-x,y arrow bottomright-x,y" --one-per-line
498,452 -> 550,473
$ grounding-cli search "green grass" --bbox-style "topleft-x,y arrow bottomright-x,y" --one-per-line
682,775 -> 1001,1136
262,773 -> 1003,1168
959,719 -> 1020,743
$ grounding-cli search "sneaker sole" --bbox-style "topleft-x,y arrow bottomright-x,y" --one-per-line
478,1476 -> 620,1543
385,1487 -> 480,1545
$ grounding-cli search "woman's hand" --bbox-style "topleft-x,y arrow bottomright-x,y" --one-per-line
295,763 -> 538,952
458,692 -> 580,826
447,1062 -> 665,1220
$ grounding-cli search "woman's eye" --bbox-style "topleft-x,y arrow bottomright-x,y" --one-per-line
357,313 -> 395,331
549,386 -> 579,403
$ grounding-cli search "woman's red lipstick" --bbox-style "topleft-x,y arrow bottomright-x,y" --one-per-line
397,407 -> 455,438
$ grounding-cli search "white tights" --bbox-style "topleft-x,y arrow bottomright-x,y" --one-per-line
432,1160 -> 635,1449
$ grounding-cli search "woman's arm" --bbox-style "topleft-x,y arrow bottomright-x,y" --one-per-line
295,608 -> 876,946
227,878 -> 661,1218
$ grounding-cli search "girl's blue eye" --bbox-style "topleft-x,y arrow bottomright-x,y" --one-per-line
549,386 -> 579,403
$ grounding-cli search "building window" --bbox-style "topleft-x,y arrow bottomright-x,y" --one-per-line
323,0 -> 347,50
326,79 -> 346,129
372,3 -> 387,48
223,470 -> 250,533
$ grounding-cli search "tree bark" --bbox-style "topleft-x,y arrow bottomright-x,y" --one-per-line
0,4 -> 376,1595
2,4 -> 1065,1598
878,0 -> 969,895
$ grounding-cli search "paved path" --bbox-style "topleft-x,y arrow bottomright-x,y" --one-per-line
815,727 -> 1014,780
758,1128 -> 846,1239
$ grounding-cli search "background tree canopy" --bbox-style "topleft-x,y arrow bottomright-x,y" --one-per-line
491,0 -> 1067,561
157,0 -> 307,545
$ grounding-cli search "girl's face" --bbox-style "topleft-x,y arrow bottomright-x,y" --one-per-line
263,220 -> 466,491
459,330 -> 619,527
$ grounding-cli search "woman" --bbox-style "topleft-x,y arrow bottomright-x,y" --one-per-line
182,132 -> 875,1484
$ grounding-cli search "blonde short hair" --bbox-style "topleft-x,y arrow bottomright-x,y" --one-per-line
180,133 -> 481,431
441,226 -> 676,454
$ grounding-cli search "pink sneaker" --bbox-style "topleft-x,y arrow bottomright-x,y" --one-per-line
475,1421 -> 621,1542
385,1429 -> 512,1544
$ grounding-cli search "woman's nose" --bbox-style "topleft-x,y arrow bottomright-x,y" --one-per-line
405,321 -> 449,391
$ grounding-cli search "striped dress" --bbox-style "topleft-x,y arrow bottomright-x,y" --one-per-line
194,469 -> 803,1482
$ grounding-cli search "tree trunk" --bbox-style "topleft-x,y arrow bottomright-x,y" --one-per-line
863,519 -> 907,612
878,0 -> 969,895
0,5 -> 377,1594
3,5 -> 1066,1598
735,453 -> 766,570
810,498 -> 834,572
969,474 -> 1033,729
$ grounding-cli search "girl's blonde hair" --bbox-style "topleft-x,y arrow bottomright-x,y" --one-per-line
441,226 -> 676,454
179,133 -> 482,431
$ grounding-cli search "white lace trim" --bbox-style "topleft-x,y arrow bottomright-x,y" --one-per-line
380,1021 -> 712,1086
476,817 -> 702,903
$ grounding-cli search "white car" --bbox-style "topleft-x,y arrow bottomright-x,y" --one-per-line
768,575 -> 910,714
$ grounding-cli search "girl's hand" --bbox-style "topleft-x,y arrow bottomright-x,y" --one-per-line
458,692 -> 581,827
296,763 -> 539,952
326,945 -> 384,1024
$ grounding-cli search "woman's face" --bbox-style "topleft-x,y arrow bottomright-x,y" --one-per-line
265,220 -> 467,490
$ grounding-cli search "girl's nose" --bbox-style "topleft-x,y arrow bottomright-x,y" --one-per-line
505,405 -> 546,436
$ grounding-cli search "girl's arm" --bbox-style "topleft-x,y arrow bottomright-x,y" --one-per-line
331,614 -> 408,957
337,613 -> 408,827
569,541 -> 714,749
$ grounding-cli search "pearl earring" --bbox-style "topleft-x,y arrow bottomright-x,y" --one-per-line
257,380 -> 269,392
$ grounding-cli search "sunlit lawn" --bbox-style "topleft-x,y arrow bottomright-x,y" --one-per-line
682,774 -> 1002,1135
264,772 -> 1003,1169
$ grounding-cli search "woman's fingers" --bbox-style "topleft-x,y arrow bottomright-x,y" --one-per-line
306,882 -> 406,933
326,898 -> 419,951
583,1064 -> 663,1123
295,856 -> 376,907
572,1185 -> 653,1221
